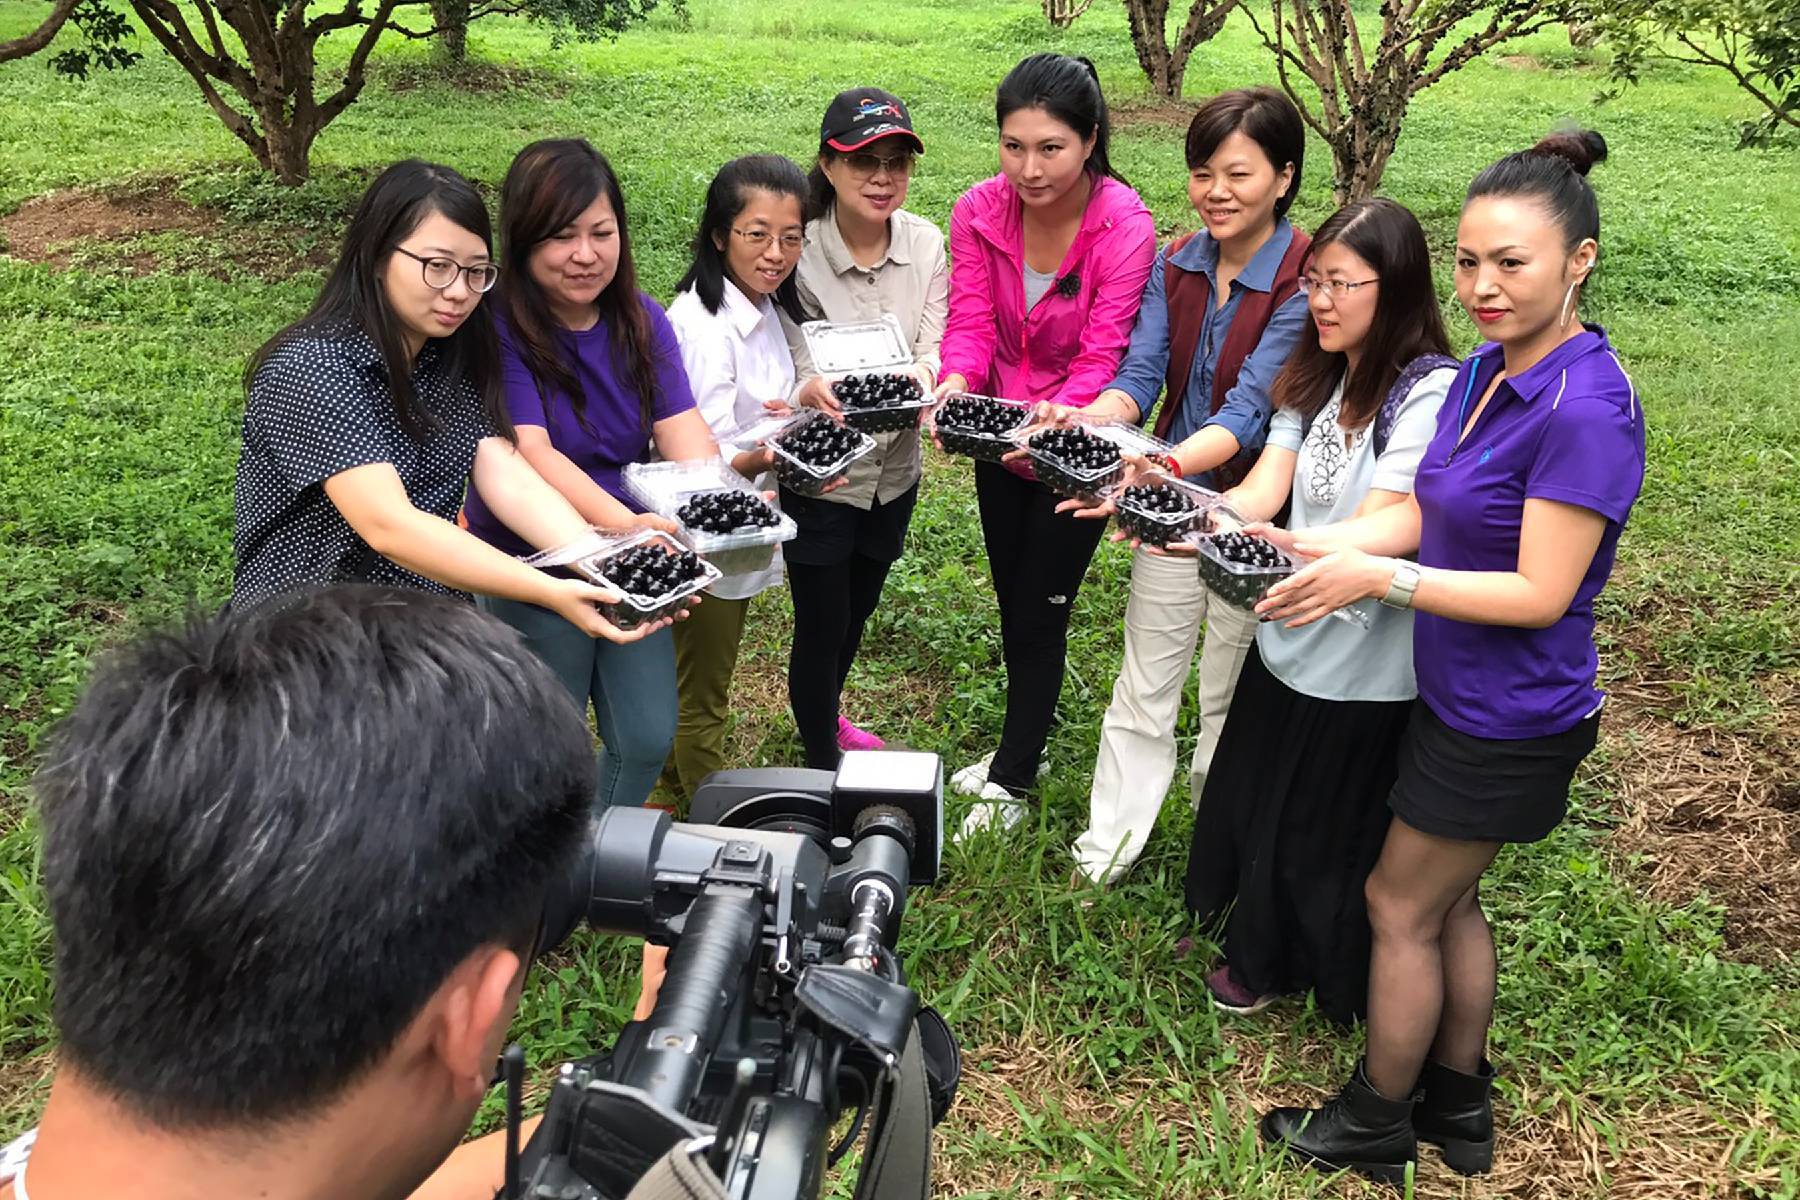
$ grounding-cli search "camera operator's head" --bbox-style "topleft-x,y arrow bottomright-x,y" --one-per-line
21,586 -> 595,1200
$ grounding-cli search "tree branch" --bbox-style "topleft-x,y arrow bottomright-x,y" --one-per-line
1672,28 -> 1800,130
0,0 -> 81,63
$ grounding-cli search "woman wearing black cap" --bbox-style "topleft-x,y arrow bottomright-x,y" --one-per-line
780,88 -> 947,768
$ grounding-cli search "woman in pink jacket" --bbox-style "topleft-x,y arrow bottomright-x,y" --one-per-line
934,52 -> 1157,838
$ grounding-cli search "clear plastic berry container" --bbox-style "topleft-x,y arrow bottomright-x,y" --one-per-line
768,409 -> 876,496
1190,531 -> 1302,611
622,458 -> 797,578
1105,472 -> 1226,547
932,393 -> 1032,461
832,372 -> 932,434
1010,420 -> 1172,500
800,316 -> 930,435
567,530 -> 722,629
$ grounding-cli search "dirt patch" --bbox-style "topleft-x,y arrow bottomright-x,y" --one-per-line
1498,54 -> 1544,70
941,1032 -> 1782,1197
373,57 -> 572,97
1113,96 -> 1200,132
1,181 -> 333,281
1599,671 -> 1800,965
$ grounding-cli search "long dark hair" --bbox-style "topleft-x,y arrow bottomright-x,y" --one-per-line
245,160 -> 508,442
677,155 -> 809,324
994,53 -> 1127,189
499,138 -> 659,433
1467,128 -> 1607,250
1272,198 -> 1451,428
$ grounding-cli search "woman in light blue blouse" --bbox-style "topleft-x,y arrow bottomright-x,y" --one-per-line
1183,198 -> 1456,1023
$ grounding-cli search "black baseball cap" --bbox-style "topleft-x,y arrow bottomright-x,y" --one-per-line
821,88 -> 925,156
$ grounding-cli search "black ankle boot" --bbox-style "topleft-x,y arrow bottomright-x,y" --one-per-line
1413,1058 -> 1496,1175
1259,1059 -> 1418,1186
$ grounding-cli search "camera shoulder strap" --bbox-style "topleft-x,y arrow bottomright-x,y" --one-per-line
854,1019 -> 933,1200
621,1143 -> 729,1200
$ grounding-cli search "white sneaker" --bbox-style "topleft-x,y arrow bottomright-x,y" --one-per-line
955,781 -> 1027,842
950,751 -> 1047,797
949,753 -> 996,796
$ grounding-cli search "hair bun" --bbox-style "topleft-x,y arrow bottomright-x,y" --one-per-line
1529,128 -> 1608,176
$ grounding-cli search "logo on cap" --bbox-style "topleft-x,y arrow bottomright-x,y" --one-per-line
857,98 -> 904,121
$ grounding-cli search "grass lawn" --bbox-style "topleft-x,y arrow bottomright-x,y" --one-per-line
2,0 -> 1799,1195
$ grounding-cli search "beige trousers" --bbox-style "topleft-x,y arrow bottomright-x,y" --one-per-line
1073,546 -> 1258,883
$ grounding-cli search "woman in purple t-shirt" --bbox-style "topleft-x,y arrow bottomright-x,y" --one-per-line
465,139 -> 721,812
1251,130 -> 1646,1183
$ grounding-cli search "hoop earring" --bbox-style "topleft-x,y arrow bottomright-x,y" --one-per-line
1559,281 -> 1578,331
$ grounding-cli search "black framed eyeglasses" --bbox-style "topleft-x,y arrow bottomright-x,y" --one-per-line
394,246 -> 500,293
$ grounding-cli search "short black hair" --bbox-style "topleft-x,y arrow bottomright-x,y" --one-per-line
34,586 -> 595,1128
1184,87 -> 1306,218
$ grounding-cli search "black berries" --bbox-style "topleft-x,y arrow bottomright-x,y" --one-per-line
936,394 -> 1031,461
1116,482 -> 1203,546
1028,426 -> 1119,471
1196,531 -> 1296,610
937,395 -> 1021,436
597,543 -> 709,603
833,372 -> 922,409
1209,531 -> 1286,568
834,372 -> 927,433
777,417 -> 862,466
676,489 -> 781,535
1025,426 -> 1124,497
772,414 -> 871,494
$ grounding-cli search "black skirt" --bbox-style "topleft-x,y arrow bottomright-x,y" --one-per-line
1186,644 -> 1412,1026
1388,700 -> 1599,844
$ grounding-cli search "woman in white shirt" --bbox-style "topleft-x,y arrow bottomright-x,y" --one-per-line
663,154 -> 811,798
1179,199 -> 1456,1023
782,87 -> 948,768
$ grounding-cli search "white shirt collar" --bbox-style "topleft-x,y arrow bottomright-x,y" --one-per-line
721,277 -> 774,340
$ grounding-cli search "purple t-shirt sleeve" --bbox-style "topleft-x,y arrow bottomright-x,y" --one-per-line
645,297 -> 699,421
496,321 -> 550,430
1526,390 -> 1644,525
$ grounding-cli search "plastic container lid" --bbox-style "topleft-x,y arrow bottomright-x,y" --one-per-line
622,458 -> 798,557
800,315 -> 913,376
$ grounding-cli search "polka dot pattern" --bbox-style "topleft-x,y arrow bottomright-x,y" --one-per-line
232,323 -> 491,606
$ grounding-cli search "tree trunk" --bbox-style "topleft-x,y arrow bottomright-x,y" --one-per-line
431,0 -> 469,63
1329,125 -> 1398,204
264,118 -> 315,187
1042,0 -> 1094,28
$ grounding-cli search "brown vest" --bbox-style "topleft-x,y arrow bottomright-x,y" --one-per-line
1153,229 -> 1311,488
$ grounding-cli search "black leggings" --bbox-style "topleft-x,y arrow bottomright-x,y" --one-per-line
783,483 -> 918,770
974,461 -> 1110,793
787,554 -> 897,768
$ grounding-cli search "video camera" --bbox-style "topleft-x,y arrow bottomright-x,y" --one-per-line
507,750 -> 959,1200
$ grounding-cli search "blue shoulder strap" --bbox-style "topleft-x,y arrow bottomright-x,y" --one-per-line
1373,354 -> 1458,457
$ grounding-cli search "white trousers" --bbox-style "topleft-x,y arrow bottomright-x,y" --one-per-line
1073,547 -> 1258,882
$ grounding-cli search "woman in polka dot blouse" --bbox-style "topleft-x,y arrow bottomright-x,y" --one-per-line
233,159 -> 665,644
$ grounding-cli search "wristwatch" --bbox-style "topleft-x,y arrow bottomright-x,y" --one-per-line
1380,561 -> 1421,609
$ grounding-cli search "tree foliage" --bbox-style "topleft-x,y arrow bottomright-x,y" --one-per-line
1590,0 -> 1799,142
1246,0 -> 1572,202
427,0 -> 682,65
1124,0 -> 1243,98
2,0 -> 139,70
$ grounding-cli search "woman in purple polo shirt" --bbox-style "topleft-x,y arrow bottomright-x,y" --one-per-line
1252,129 -> 1645,1183
465,139 -> 721,811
